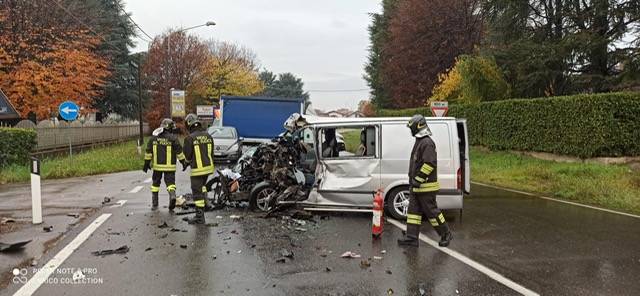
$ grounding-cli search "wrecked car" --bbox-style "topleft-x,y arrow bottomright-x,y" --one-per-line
248,113 -> 471,220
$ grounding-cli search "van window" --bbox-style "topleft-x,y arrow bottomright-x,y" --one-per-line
319,126 -> 377,158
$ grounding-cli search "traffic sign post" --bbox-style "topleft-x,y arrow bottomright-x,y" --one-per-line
430,101 -> 449,117
30,157 -> 42,224
58,101 -> 79,158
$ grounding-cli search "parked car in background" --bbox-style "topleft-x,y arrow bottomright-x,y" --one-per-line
207,126 -> 243,163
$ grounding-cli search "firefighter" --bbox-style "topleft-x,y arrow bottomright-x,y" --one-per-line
143,118 -> 186,211
183,113 -> 215,224
397,114 -> 453,247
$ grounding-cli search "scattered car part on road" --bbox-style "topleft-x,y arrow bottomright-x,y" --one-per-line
91,245 -> 129,256
340,251 -> 361,259
1,217 -> 16,224
0,239 -> 31,252
280,249 -> 294,258
43,225 -> 53,232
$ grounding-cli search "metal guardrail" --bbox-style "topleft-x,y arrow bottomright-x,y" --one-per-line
13,119 -> 149,151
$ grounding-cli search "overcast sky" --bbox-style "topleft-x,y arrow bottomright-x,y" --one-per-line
125,0 -> 381,111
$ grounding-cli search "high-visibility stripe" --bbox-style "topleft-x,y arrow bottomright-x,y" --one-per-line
167,184 -> 176,192
420,163 -> 434,175
412,181 -> 440,192
407,214 -> 422,220
414,176 -> 426,183
166,145 -> 172,165
194,146 -> 203,169
438,213 -> 446,224
429,218 -> 439,226
144,153 -> 152,160
207,143 -> 213,168
177,153 -> 185,161
152,164 -> 177,171
194,199 -> 205,208
153,144 -> 157,167
150,185 -> 160,193
407,218 -> 422,225
191,165 -> 214,176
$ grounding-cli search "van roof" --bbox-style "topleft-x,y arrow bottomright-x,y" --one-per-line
303,115 -> 456,125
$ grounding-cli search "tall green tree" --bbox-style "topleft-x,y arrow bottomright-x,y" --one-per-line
363,0 -> 397,109
482,0 -> 640,97
257,70 -> 310,107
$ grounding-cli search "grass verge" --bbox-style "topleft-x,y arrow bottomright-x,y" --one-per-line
0,140 -> 143,184
470,147 -> 640,215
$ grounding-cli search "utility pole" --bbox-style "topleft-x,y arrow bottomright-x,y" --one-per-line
137,54 -> 144,150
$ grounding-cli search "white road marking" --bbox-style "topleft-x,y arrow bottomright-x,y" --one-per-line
129,185 -> 144,193
143,178 -> 152,183
109,200 -> 127,208
472,181 -> 640,219
388,219 -> 539,296
13,213 -> 112,296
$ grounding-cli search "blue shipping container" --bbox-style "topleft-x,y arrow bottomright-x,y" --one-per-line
220,96 -> 304,141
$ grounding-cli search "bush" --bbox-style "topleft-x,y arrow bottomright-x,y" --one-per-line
0,127 -> 37,167
431,55 -> 511,104
378,92 -> 640,158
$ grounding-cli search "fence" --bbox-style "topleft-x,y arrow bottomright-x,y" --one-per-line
13,119 -> 149,152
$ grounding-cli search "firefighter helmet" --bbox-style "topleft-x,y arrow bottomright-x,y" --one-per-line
160,118 -> 176,131
407,114 -> 431,138
185,113 -> 201,130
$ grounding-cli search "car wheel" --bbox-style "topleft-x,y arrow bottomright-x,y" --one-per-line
249,182 -> 276,212
385,186 -> 410,220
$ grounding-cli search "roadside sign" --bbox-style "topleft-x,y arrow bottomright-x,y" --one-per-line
170,90 -> 186,118
196,105 -> 214,117
58,101 -> 79,121
430,101 -> 449,117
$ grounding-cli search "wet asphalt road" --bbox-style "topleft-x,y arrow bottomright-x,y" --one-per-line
2,171 -> 640,296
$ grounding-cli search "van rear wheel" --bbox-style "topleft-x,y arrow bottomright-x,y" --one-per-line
385,186 -> 410,220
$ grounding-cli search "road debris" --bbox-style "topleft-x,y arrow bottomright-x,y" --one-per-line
385,269 -> 393,275
237,250 -> 242,254
67,213 -> 80,218
325,267 -> 332,272
373,256 -> 383,260
360,259 -> 371,269
0,240 -> 31,252
175,210 -> 196,216
216,216 -> 223,219
381,250 -> 387,254
206,223 -> 219,227
387,288 -> 394,295
145,247 -> 153,252
419,284 -> 426,296
43,225 -> 53,232
280,249 -> 294,258
230,215 -> 242,220
180,244 -> 188,249
223,236 -> 232,241
1,217 -> 16,224
158,233 -> 168,239
102,197 -> 112,204
31,260 -> 38,266
294,227 -> 307,232
92,245 -> 129,256
170,228 -> 187,232
275,257 -> 287,263
341,251 -> 362,259
158,222 -> 170,228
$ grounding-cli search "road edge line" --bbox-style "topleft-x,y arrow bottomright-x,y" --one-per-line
13,213 -> 112,296
387,219 -> 539,296
471,181 -> 640,219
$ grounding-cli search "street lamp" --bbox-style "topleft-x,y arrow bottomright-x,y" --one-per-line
166,21 -> 216,117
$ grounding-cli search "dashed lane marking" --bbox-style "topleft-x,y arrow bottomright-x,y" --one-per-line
143,178 -> 152,183
129,185 -> 144,193
472,181 -> 640,219
109,200 -> 127,208
13,213 -> 112,296
388,218 -> 539,296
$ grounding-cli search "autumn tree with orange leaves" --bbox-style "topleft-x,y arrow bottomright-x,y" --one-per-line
0,0 -> 110,120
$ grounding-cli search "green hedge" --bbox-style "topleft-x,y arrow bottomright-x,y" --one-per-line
0,127 -> 37,167
377,92 -> 640,158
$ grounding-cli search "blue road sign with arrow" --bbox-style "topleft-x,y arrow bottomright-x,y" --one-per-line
59,101 -> 79,121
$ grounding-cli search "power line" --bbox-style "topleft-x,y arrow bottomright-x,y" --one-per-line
112,0 -> 153,41
308,88 -> 371,93
50,0 -> 125,52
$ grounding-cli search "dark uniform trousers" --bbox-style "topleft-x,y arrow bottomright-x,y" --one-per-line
406,191 -> 450,239
151,171 -> 176,194
190,175 -> 208,203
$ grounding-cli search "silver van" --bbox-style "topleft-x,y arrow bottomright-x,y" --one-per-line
297,116 -> 470,219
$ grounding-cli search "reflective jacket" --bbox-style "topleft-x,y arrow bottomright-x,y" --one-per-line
409,136 -> 440,193
145,132 -> 185,172
183,130 -> 215,176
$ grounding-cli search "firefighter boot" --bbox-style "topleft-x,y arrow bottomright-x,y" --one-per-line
435,224 -> 453,247
397,223 -> 420,247
151,192 -> 159,210
168,191 -> 177,211
187,206 -> 205,225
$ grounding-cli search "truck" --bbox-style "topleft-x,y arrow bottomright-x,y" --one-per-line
219,96 -> 305,143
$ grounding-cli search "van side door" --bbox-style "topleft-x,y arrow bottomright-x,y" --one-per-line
314,125 -> 381,207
